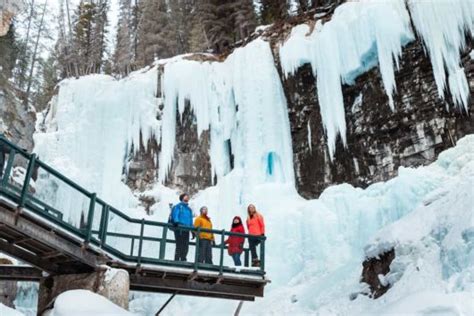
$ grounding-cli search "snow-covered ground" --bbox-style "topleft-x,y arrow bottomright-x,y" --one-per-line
8,0 -> 472,315
42,290 -> 135,316
1,303 -> 24,316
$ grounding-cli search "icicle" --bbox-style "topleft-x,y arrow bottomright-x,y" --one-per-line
280,0 -> 413,160
408,0 -> 473,112
159,39 -> 295,187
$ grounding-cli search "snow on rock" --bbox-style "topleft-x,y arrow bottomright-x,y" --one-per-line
0,304 -> 24,316
279,0 -> 472,159
43,290 -> 136,316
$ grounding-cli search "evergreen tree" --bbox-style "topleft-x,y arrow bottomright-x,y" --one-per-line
169,0 -> 195,55
70,0 -> 108,76
56,0 -> 74,78
259,0 -> 289,24
194,0 -> 257,54
33,55 -> 60,112
231,0 -> 257,43
114,0 -> 133,75
136,0 -> 176,67
297,0 -> 310,13
90,0 -> 109,74
71,1 -> 96,75
198,0 -> 234,54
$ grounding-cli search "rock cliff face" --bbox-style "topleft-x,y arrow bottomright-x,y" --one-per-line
0,90 -> 35,151
164,103 -> 212,195
280,38 -> 473,198
147,35 -> 472,199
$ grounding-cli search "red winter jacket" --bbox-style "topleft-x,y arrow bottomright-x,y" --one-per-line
225,217 -> 246,255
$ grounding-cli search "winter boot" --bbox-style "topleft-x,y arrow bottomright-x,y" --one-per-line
252,259 -> 260,267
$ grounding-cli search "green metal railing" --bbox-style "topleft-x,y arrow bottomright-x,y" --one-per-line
0,136 -> 266,276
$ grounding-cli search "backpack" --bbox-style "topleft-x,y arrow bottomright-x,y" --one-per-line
168,203 -> 177,230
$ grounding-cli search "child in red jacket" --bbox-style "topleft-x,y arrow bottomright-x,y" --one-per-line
225,216 -> 245,266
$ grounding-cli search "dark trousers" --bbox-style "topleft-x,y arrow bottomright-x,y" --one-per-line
0,151 -> 5,179
249,238 -> 261,261
198,239 -> 213,264
231,253 -> 242,266
174,230 -> 190,261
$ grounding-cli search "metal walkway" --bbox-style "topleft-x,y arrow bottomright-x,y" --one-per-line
0,136 -> 268,301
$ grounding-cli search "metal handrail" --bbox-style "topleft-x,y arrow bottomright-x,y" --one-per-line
0,136 -> 266,276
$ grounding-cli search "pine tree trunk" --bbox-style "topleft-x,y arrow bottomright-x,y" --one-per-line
24,0 -> 48,110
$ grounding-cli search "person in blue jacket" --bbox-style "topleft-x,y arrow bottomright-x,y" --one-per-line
171,193 -> 194,261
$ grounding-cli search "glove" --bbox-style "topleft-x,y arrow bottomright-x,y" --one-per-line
211,240 -> 216,246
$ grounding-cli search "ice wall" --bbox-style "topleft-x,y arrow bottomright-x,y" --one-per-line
280,0 -> 473,159
160,39 -> 295,187
34,69 -> 160,223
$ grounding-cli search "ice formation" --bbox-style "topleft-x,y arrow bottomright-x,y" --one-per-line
160,39 -> 295,187
34,69 -> 160,223
279,0 -> 472,159
408,0 -> 473,111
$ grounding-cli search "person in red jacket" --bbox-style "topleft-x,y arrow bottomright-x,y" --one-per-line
225,216 -> 245,266
246,204 -> 265,267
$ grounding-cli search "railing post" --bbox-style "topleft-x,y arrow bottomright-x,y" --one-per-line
137,218 -> 145,267
194,227 -> 201,271
98,204 -> 109,246
219,230 -> 225,275
1,149 -> 15,188
19,154 -> 36,208
85,193 -> 96,243
260,236 -> 265,273
130,238 -> 135,256
159,226 -> 168,260
244,249 -> 249,267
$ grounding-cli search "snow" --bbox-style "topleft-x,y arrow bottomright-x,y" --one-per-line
279,0 -> 472,159
374,291 -> 474,316
42,290 -> 135,316
0,303 -> 24,316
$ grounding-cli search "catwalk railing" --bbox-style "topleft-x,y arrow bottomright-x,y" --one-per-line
0,136 -> 266,276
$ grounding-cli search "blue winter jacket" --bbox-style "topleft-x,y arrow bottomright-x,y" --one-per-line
171,202 -> 193,227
